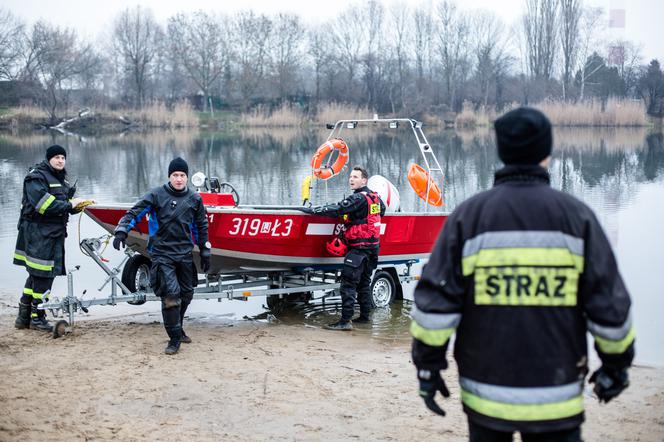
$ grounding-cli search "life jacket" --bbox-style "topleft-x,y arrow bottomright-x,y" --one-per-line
343,191 -> 381,248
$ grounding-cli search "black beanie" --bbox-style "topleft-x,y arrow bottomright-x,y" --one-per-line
168,157 -> 189,177
494,107 -> 552,165
46,144 -> 67,161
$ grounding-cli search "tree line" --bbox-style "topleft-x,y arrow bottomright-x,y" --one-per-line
0,0 -> 662,124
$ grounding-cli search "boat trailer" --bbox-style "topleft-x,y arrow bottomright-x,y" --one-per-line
39,235 -> 419,337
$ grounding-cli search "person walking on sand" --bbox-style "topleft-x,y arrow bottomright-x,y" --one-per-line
112,157 -> 210,355
410,108 -> 634,441
14,144 -> 94,332
304,166 -> 386,331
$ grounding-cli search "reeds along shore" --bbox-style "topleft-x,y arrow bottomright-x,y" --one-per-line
0,99 -> 657,130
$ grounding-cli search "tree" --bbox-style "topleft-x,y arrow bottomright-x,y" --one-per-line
270,13 -> 304,100
522,0 -> 559,80
167,11 -> 227,111
112,6 -> 162,107
576,6 -> 605,100
470,11 -> 510,107
435,1 -> 470,110
559,0 -> 581,100
0,8 -> 25,80
329,6 -> 365,102
387,2 -> 412,112
637,60 -> 664,117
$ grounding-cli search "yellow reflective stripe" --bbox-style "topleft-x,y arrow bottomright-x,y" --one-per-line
23,288 -> 34,295
464,248 -> 584,274
31,291 -> 44,300
13,253 -> 54,271
461,389 -> 584,421
38,194 -> 56,214
595,327 -> 636,354
474,267 -> 579,306
410,321 -> 455,347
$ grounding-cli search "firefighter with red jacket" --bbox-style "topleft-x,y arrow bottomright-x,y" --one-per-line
307,166 -> 386,330
411,108 -> 634,441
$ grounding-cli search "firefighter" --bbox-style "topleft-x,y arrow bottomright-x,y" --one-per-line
306,166 -> 386,331
112,157 -> 210,355
14,145 -> 92,332
410,108 -> 634,441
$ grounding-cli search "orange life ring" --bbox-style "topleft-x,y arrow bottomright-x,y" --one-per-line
407,163 -> 444,207
311,138 -> 349,180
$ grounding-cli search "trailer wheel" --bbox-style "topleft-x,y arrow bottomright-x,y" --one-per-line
52,320 -> 68,339
371,271 -> 396,308
121,254 -> 151,305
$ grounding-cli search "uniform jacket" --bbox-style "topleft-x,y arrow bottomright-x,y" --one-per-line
115,184 -> 209,262
13,161 -> 75,277
411,165 -> 635,433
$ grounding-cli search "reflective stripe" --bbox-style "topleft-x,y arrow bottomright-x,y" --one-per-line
461,389 -> 584,422
14,251 -> 55,271
410,305 -> 461,330
459,377 -> 583,404
463,248 -> 584,276
31,290 -> 44,300
594,327 -> 636,354
49,183 -> 62,188
36,193 -> 56,215
23,288 -> 33,295
410,321 -> 455,347
463,231 -> 584,257
587,314 -> 633,341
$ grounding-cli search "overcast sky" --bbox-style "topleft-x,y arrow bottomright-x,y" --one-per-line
4,0 -> 663,62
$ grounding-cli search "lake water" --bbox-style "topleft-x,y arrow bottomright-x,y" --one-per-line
1,126 -> 662,365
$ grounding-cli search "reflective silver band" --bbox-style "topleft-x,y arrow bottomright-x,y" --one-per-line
587,313 -> 633,341
14,249 -> 55,267
459,377 -> 584,405
463,231 -> 584,257
35,193 -> 54,212
411,305 -> 461,330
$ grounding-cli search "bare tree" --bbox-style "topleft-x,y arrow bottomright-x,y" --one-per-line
522,0 -> 559,79
413,8 -> 435,104
559,0 -> 582,99
360,0 -> 385,109
270,13 -> 304,100
329,6 -> 365,102
308,29 -> 330,104
608,38 -> 643,96
470,11 -> 510,106
0,8 -> 25,80
435,1 -> 470,110
112,6 -> 162,107
387,2 -> 412,112
577,6 -> 604,100
168,11 -> 227,111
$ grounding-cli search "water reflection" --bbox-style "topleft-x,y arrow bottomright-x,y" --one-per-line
1,126 -> 663,364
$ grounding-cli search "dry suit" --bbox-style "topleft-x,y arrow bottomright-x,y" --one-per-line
411,165 -> 635,435
115,184 -> 209,344
13,161 -> 76,328
316,186 -> 386,322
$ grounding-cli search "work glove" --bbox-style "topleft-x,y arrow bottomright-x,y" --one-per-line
589,366 -> 630,403
298,206 -> 313,214
200,247 -> 211,273
417,368 -> 450,416
113,231 -> 127,250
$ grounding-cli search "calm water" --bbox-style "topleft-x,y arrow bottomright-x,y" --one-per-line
1,127 -> 662,365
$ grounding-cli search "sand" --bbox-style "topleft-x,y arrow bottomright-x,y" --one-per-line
0,294 -> 662,441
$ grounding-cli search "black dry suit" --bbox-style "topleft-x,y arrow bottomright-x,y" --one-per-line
316,186 -> 386,321
115,184 -> 209,342
411,165 -> 634,433
14,161 -> 75,318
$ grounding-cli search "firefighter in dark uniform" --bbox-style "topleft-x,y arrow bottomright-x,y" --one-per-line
14,145 -> 92,332
308,166 -> 386,331
411,108 -> 634,441
112,157 -> 210,355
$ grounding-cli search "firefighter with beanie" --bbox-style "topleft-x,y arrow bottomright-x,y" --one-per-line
14,145 -> 94,332
305,166 -> 386,331
410,107 -> 634,441
113,157 -> 210,355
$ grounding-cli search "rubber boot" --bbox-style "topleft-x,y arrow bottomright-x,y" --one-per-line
353,315 -> 371,324
324,320 -> 353,331
30,315 -> 53,332
164,326 -> 182,355
14,302 -> 31,329
181,331 -> 192,344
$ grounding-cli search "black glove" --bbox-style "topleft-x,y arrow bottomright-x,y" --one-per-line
417,368 -> 450,416
589,366 -> 629,403
297,206 -> 313,214
200,247 -> 211,273
113,231 -> 127,250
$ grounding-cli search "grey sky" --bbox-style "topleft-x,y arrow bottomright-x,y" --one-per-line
3,0 -> 663,62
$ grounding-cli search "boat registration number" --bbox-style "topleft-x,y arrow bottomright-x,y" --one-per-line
224,216 -> 294,237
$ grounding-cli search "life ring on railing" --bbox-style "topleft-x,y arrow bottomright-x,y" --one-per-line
407,163 -> 444,207
311,138 -> 349,180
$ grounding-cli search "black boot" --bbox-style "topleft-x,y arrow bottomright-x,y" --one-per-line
15,302 -> 31,329
164,325 -> 182,355
30,315 -> 53,332
165,339 -> 181,355
181,331 -> 192,344
324,320 -> 353,331
353,315 -> 371,324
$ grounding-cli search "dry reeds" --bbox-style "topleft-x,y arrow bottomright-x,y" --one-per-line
455,102 -> 497,128
5,105 -> 46,120
532,99 -> 647,127
119,101 -> 198,128
240,103 -> 304,127
314,102 -> 375,125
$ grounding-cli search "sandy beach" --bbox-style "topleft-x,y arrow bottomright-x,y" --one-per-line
0,292 -> 662,442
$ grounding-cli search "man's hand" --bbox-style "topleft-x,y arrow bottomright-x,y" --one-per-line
297,206 -> 313,214
113,231 -> 127,250
417,369 -> 450,416
200,247 -> 211,273
70,197 -> 85,208
589,366 -> 629,403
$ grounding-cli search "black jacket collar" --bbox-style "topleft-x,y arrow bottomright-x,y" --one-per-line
494,165 -> 550,186
354,186 -> 371,194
